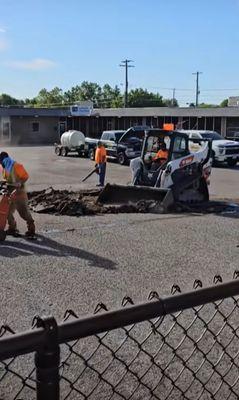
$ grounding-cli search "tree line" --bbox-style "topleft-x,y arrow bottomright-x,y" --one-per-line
0,81 -> 176,108
0,81 -> 228,108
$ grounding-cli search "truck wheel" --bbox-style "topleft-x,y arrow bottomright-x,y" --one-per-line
227,159 -> 237,167
118,152 -> 126,165
55,147 -> 62,156
61,147 -> 68,157
89,149 -> 95,160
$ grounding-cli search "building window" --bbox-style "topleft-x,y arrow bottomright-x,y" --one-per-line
182,117 -> 189,130
206,117 -> 213,131
2,122 -> 10,139
32,122 -> 40,132
214,117 -> 222,133
189,117 -> 197,129
198,117 -> 205,130
107,119 -> 112,130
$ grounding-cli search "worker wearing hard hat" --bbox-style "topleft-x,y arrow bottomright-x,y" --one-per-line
0,152 -> 35,237
94,141 -> 107,186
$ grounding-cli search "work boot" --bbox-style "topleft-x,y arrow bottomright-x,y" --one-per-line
6,227 -> 20,237
25,221 -> 36,238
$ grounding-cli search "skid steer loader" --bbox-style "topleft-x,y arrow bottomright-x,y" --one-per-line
97,129 -> 212,212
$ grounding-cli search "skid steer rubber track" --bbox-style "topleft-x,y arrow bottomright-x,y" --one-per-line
97,183 -> 175,212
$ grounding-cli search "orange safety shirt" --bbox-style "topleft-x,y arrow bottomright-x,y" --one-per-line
95,147 -> 107,164
3,162 -> 29,193
153,149 -> 168,162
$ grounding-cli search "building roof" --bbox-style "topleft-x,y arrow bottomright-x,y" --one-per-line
95,107 -> 239,118
0,107 -> 69,117
1,106 -> 239,118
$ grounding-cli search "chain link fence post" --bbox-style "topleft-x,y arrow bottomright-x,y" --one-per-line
34,317 -> 60,400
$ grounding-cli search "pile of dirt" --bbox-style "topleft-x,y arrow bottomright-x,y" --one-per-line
28,187 -> 152,216
28,188 -> 239,217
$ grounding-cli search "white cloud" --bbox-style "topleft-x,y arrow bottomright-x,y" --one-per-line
0,37 -> 8,51
6,58 -> 56,70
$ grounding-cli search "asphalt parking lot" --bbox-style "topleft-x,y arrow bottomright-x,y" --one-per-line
0,146 -> 239,399
2,145 -> 239,199
0,146 -> 239,331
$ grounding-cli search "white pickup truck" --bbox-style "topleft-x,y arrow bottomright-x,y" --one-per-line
180,130 -> 239,167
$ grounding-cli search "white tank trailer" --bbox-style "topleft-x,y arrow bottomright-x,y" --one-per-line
54,130 -> 89,157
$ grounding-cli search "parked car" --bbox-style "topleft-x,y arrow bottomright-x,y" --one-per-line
86,126 -> 149,165
180,130 -> 239,167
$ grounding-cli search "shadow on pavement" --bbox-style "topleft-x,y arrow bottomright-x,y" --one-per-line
213,164 -> 239,171
0,234 -> 116,270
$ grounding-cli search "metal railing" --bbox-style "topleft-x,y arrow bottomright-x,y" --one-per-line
1,273 -> 239,399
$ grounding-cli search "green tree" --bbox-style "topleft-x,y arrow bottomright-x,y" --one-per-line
198,103 -> 218,108
163,98 -> 179,107
100,84 -> 123,108
64,81 -> 102,105
64,85 -> 82,103
25,97 -> 37,106
220,98 -> 228,107
128,88 -> 164,107
33,87 -> 64,106
80,81 -> 102,101
0,93 -> 24,106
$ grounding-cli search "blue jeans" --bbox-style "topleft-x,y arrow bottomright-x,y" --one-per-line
98,163 -> 106,186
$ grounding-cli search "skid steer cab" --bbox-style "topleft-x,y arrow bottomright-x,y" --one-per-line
98,129 -> 212,212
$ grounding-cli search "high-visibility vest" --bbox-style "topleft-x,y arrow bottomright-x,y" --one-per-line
95,147 -> 107,164
153,149 -> 168,161
3,162 -> 29,187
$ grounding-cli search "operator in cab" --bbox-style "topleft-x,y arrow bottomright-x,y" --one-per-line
94,141 -> 107,187
0,151 -> 35,237
153,142 -> 169,164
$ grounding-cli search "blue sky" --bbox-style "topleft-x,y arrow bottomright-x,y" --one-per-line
1,0 -> 239,105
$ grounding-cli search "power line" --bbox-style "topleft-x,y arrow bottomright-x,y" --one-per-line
200,88 -> 239,92
128,84 -> 239,93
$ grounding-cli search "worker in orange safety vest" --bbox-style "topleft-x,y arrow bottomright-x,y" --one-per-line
153,142 -> 169,164
0,152 -> 35,237
94,141 -> 107,186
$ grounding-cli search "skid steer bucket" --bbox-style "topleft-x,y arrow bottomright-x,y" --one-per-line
97,184 -> 175,212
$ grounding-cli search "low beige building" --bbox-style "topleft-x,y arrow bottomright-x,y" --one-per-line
1,105 -> 239,145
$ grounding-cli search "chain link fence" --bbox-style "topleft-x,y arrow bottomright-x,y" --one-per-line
1,272 -> 239,399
